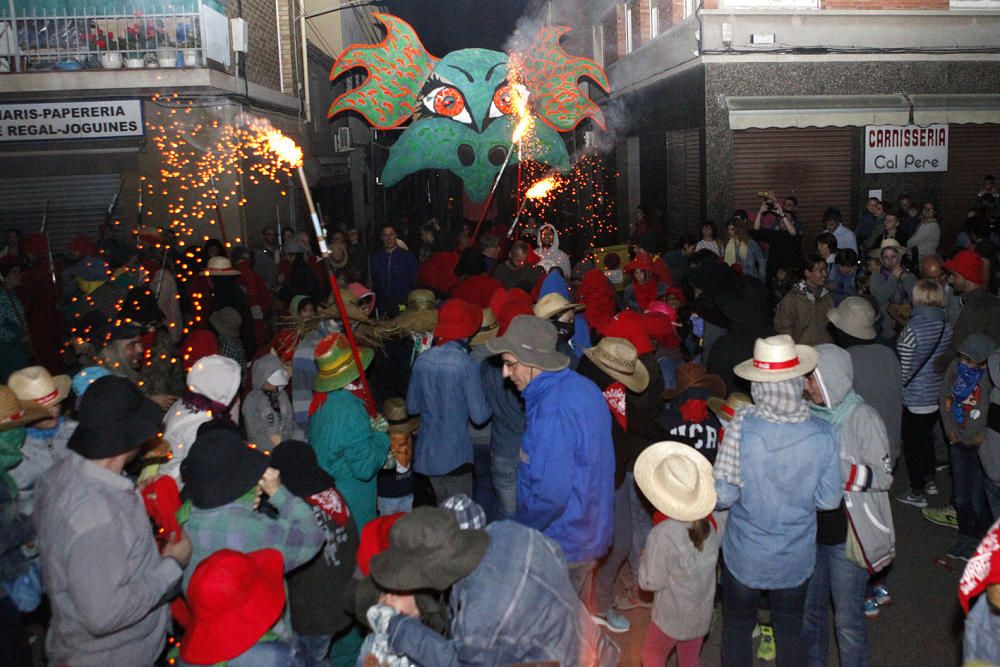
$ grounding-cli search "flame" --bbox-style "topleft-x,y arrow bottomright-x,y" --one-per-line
508,61 -> 534,144
264,130 -> 303,169
525,177 -> 558,199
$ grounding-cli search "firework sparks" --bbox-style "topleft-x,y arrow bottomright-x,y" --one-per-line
525,177 -> 558,200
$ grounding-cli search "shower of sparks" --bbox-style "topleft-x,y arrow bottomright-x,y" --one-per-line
524,177 -> 559,200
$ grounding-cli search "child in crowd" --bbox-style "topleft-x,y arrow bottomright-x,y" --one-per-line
659,363 -> 726,465
243,354 -> 297,448
695,221 -> 722,257
635,441 -> 726,667
377,398 -> 417,515
829,248 -> 859,304
940,333 -> 996,560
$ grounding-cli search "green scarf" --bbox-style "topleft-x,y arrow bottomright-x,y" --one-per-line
0,427 -> 26,496
810,388 -> 864,430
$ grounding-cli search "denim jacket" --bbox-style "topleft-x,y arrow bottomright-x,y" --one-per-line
386,521 -> 619,667
407,341 -> 491,476
479,357 -> 524,460
716,414 -> 843,589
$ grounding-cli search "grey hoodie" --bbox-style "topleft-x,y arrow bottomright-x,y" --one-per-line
813,344 -> 896,573
535,224 -> 571,279
242,354 -> 298,448
980,349 -> 1000,482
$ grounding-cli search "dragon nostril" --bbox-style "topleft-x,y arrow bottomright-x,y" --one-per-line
457,144 -> 475,166
487,145 -> 507,166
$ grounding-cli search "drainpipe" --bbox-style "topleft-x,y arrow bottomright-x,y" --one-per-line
299,0 -> 310,122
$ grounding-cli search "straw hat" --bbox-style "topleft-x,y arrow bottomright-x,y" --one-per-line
312,333 -> 374,393
827,296 -> 877,341
9,366 -> 71,409
0,385 -> 48,430
533,293 -> 584,320
707,392 -> 753,422
583,337 -> 650,393
634,441 -> 716,521
470,307 -> 499,347
204,256 -> 241,276
383,397 -> 419,434
210,307 -> 242,338
733,335 -> 817,383
328,241 -> 349,269
390,289 -> 438,333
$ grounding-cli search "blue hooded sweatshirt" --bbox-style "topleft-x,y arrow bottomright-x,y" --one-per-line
537,271 -> 591,365
515,368 -> 614,563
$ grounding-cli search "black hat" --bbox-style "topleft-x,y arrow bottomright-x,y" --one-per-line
180,422 -> 269,509
269,440 -> 334,498
68,376 -> 162,459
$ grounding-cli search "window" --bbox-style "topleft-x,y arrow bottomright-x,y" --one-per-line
593,24 -> 605,67
650,0 -> 659,38
950,0 -> 1000,7
721,0 -> 819,9
684,0 -> 698,18
625,7 -> 633,54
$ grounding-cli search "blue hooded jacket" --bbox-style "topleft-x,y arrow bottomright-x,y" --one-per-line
537,271 -> 591,365
515,368 -> 614,563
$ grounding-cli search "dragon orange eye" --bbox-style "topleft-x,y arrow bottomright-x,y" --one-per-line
492,85 -> 514,115
432,86 -> 465,117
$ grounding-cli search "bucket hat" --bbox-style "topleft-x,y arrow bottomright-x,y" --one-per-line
469,307 -> 499,346
663,362 -> 726,401
0,385 -> 48,431
269,439 -> 335,497
584,337 -> 650,393
9,366 -> 71,409
485,315 -> 569,372
433,299 -> 483,343
68,376 -> 162,459
734,335 -> 818,382
204,256 -> 241,276
210,307 -> 242,338
180,548 -> 286,665
707,392 -> 753,422
369,507 -> 489,592
383,397 -> 419,434
312,333 -> 374,393
533,293 -> 584,320
634,441 -> 716,521
827,296 -> 877,341
944,250 -> 986,287
180,423 -> 270,509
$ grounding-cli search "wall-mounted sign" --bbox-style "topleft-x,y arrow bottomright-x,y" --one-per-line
865,124 -> 948,173
0,99 -> 143,142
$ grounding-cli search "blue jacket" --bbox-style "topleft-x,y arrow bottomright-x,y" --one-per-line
407,341 -> 491,476
370,247 -> 418,317
515,369 -> 614,563
898,305 -> 953,409
480,357 -> 524,460
386,521 -> 619,667
716,414 -> 843,589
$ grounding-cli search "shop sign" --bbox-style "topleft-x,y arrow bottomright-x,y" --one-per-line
0,99 -> 144,142
865,124 -> 948,173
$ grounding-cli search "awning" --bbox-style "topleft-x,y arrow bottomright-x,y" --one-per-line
726,95 -> 910,130
911,94 -> 1000,126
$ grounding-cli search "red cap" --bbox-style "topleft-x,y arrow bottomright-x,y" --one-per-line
944,250 -> 986,287
624,255 -> 655,273
181,329 -> 219,373
434,298 -> 483,343
22,234 -> 47,258
603,310 -> 654,355
357,513 -> 404,576
644,311 -> 679,349
181,549 -> 286,665
69,234 -> 98,257
271,328 -> 300,363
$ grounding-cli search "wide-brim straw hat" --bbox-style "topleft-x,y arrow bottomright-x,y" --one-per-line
391,289 -> 438,333
204,256 -> 241,276
383,397 -> 420,434
533,292 -> 585,320
827,296 -> 877,341
9,366 -> 71,410
328,241 -> 349,269
485,315 -> 569,372
0,385 -> 49,430
634,441 -> 717,521
584,337 -> 650,393
663,362 -> 726,401
470,308 -> 499,347
734,335 -> 818,382
707,392 -> 753,422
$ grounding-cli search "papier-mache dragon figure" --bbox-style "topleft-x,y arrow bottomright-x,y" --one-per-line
327,13 -> 610,202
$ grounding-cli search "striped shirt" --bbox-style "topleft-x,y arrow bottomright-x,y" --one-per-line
898,305 -> 953,409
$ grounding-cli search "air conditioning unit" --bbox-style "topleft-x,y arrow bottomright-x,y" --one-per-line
335,126 -> 352,152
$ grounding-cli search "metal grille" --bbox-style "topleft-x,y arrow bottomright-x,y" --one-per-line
940,124 -> 1000,245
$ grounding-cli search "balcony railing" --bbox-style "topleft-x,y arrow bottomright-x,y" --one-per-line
0,3 -> 224,73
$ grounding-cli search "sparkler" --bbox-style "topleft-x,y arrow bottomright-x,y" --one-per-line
507,177 -> 558,239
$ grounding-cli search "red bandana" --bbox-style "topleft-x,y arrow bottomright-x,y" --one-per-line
679,398 -> 710,423
602,382 -> 627,430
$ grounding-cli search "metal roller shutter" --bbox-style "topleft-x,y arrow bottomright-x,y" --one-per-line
0,174 -> 123,253
665,128 -> 703,238
731,127 -> 852,252
940,124 -> 1000,248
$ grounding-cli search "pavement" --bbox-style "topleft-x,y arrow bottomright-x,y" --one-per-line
605,462 -> 968,666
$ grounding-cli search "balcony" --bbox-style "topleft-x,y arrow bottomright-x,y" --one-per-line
0,1 -> 230,74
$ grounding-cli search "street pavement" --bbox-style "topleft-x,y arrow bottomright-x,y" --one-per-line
607,463 -> 967,666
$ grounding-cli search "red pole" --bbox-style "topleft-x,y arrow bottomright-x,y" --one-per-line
327,275 -> 376,416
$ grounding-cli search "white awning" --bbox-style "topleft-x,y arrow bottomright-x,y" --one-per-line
911,94 -> 1000,126
726,95 -> 910,130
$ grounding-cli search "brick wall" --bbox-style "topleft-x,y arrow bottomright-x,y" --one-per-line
229,0 -> 283,92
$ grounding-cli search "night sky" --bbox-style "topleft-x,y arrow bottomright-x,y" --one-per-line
379,0 -> 532,54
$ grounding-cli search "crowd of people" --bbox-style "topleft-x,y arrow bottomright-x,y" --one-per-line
0,176 -> 998,667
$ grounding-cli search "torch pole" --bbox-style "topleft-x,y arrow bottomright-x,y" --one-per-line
471,142 -> 516,242
294,164 -> 374,415
39,200 -> 56,287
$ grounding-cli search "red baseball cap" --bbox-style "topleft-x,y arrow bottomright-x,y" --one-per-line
434,298 -> 483,343
944,250 -> 986,286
